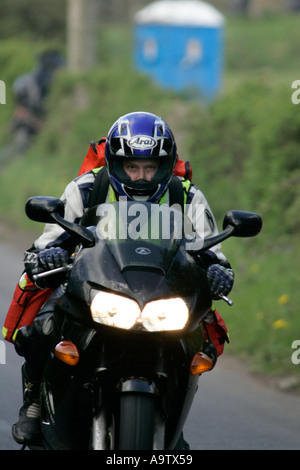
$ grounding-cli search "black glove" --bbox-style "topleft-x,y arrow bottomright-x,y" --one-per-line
206,264 -> 234,300
37,247 -> 69,271
24,247 -> 69,287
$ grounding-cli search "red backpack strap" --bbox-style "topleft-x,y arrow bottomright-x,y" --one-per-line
173,156 -> 192,181
78,138 -> 107,176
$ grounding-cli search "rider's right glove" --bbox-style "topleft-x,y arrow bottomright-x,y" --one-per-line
37,247 -> 69,271
24,247 -> 69,288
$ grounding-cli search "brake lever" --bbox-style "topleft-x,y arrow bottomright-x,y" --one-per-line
218,294 -> 234,306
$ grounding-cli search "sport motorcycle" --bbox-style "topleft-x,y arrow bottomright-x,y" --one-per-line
23,197 -> 262,450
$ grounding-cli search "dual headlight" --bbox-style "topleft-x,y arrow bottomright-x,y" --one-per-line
90,291 -> 189,332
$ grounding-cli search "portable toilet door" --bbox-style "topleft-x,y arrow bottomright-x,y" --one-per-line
134,0 -> 225,99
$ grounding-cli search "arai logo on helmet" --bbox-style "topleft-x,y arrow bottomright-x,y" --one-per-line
128,135 -> 157,150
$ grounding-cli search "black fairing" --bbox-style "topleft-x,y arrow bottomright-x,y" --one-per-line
65,239 -> 210,329
65,202 -> 212,329
40,202 -> 213,449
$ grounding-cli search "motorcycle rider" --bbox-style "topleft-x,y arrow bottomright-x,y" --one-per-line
9,111 -> 234,447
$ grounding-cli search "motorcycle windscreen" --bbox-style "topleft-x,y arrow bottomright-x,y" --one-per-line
93,201 -> 196,274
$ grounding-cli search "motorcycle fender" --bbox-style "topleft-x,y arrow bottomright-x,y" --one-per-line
119,378 -> 158,395
118,377 -> 165,450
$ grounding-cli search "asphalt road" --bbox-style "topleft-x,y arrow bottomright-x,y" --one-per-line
0,237 -> 24,450
0,236 -> 299,451
185,355 -> 300,450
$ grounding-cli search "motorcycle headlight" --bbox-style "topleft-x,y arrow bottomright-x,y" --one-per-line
90,291 -> 189,332
90,291 -> 141,330
141,298 -> 189,332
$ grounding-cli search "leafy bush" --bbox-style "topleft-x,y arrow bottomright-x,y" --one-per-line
183,79 -> 300,243
0,0 -> 66,40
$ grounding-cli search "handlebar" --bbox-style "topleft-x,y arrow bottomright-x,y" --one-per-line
32,264 -> 73,281
32,265 -> 234,306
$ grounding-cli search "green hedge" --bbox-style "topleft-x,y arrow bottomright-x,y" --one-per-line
184,79 -> 300,242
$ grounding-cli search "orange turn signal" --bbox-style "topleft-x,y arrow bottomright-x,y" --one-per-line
54,340 -> 79,366
190,352 -> 214,375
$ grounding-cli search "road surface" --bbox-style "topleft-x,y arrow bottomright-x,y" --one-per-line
0,235 -> 299,450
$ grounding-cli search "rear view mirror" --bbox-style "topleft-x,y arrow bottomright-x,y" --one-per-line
26,196 -> 65,223
223,210 -> 262,237
25,196 -> 95,248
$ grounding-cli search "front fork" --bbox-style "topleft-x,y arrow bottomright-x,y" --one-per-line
92,372 -> 165,450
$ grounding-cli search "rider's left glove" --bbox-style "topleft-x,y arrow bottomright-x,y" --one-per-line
206,264 -> 234,300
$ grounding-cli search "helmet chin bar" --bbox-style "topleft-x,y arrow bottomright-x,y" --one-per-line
125,183 -> 158,200
110,172 -> 170,202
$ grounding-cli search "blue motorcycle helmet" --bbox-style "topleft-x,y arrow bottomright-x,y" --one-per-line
105,112 -> 177,202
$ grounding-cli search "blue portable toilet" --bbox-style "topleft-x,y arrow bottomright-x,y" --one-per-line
134,0 -> 225,99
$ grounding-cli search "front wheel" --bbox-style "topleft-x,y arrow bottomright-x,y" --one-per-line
118,393 -> 156,450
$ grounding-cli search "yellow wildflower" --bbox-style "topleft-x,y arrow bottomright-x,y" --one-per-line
278,294 -> 289,305
273,319 -> 290,329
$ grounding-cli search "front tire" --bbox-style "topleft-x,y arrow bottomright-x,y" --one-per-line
118,393 -> 156,450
